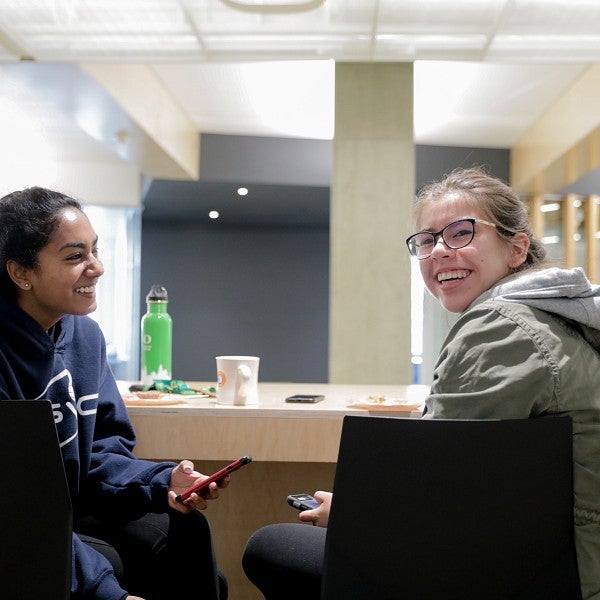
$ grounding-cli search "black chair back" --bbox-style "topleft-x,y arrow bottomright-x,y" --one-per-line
0,400 -> 72,600
321,415 -> 581,600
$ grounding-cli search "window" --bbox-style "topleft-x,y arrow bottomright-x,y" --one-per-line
85,206 -> 141,381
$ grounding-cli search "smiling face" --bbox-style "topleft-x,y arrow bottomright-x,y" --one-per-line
417,197 -> 528,313
9,208 -> 104,330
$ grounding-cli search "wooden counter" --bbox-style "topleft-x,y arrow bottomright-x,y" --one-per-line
120,381 -> 426,599
123,382 -> 426,463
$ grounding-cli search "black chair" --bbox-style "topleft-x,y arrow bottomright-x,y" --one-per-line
0,400 -> 72,600
321,415 -> 581,600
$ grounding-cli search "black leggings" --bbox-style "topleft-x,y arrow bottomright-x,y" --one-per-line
242,523 -> 326,600
76,511 -> 227,600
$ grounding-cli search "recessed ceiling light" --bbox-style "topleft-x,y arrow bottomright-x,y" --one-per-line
209,210 -> 220,219
237,187 -> 248,196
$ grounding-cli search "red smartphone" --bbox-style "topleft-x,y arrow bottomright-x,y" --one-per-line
175,455 -> 252,502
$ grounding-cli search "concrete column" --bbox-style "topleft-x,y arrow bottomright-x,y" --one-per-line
329,63 -> 414,384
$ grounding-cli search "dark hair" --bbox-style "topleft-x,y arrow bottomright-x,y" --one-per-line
414,167 -> 547,272
0,187 -> 82,299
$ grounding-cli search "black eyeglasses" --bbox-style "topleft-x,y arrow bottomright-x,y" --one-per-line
405,218 -> 499,259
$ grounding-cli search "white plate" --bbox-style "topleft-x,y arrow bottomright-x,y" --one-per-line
122,393 -> 192,406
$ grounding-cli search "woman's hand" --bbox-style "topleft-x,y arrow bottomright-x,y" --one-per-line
298,491 -> 332,528
167,460 -> 229,514
127,596 -> 145,599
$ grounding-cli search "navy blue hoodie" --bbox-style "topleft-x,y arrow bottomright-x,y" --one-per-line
0,298 -> 176,599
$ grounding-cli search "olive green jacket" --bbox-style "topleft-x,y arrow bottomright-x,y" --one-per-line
423,267 -> 600,600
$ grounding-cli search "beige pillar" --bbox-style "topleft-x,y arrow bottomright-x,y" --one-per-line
329,63 -> 414,384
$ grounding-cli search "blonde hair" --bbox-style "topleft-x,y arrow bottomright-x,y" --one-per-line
414,167 -> 546,272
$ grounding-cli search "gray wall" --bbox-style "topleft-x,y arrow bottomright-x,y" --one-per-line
140,138 -> 509,383
140,222 -> 329,382
200,134 -> 332,186
416,145 -> 510,189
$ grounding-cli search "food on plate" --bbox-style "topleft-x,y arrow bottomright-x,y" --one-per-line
367,394 -> 388,403
133,390 -> 164,399
347,394 -> 424,412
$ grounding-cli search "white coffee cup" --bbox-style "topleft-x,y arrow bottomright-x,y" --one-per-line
216,356 -> 260,405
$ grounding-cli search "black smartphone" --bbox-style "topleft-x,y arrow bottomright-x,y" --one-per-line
176,456 -> 252,502
285,394 -> 324,403
287,493 -> 320,511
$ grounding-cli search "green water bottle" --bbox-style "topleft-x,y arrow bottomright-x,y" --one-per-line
140,284 -> 172,385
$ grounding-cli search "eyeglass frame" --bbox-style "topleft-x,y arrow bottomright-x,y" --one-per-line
405,217 -> 509,260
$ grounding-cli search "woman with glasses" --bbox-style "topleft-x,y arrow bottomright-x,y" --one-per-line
242,167 -> 600,600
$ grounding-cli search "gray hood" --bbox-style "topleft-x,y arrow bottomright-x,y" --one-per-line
472,266 -> 600,349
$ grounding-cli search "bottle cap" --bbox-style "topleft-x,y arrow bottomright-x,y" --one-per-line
146,284 -> 168,302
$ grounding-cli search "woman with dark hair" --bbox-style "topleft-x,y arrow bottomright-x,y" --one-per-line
0,187 -> 227,600
243,167 -> 600,600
